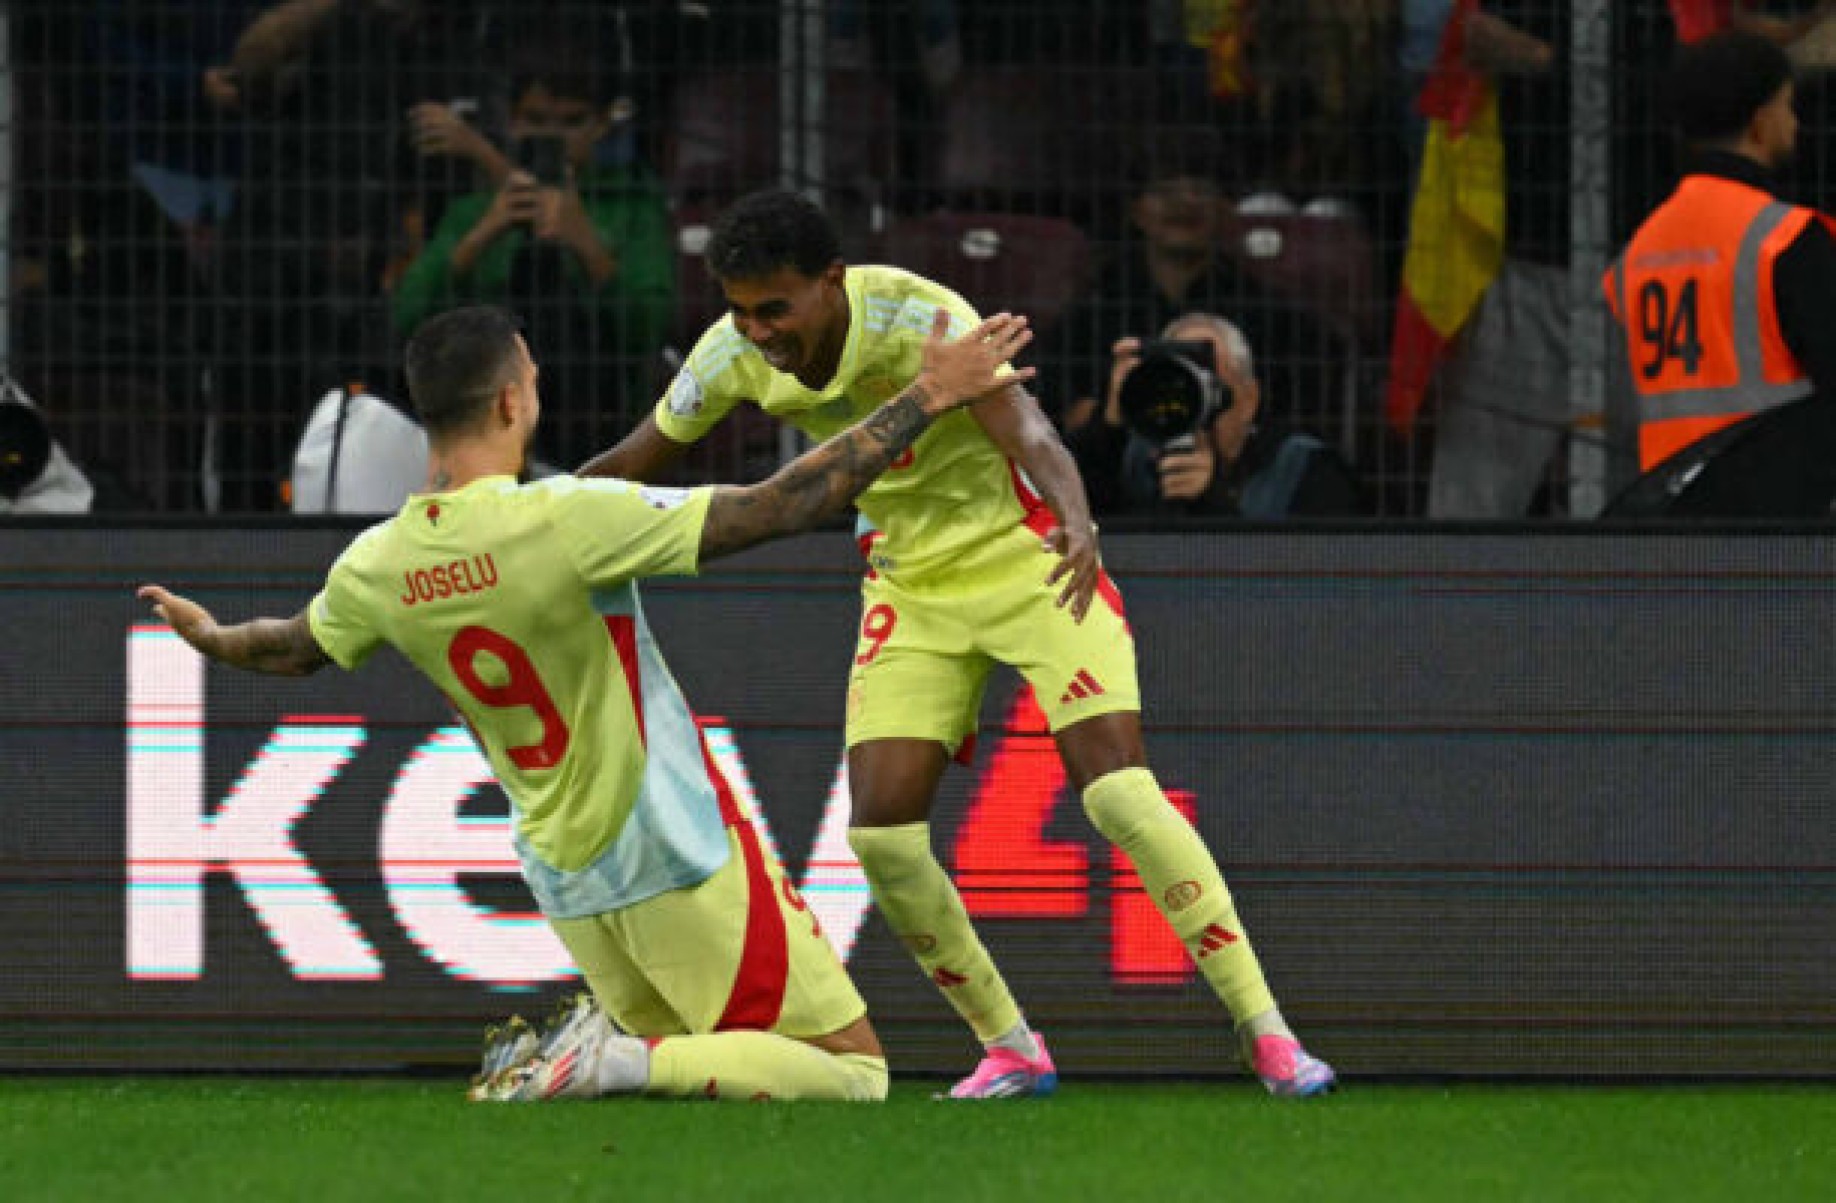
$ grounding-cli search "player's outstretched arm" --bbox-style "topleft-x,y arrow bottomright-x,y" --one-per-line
137,585 -> 333,677
574,412 -> 691,482
700,310 -> 1034,561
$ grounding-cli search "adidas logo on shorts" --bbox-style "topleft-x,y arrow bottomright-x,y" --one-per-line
1058,669 -> 1105,706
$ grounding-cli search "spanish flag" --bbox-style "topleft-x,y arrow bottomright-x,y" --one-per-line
1665,0 -> 1728,45
1384,0 -> 1506,432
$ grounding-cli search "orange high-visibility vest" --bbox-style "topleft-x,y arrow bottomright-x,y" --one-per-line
1603,175 -> 1816,470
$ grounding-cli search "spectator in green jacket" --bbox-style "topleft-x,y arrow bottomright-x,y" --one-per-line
392,35 -> 674,466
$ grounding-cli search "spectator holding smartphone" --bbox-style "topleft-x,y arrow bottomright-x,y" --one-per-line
392,33 -> 673,466
405,95 -> 513,191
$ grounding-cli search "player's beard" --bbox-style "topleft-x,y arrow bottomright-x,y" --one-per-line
759,337 -> 799,373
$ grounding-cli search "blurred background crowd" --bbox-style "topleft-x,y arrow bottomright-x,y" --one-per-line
5,1 -> 1835,517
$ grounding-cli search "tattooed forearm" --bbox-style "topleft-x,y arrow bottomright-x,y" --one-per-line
695,308 -> 1033,560
701,384 -> 937,559
208,612 -> 334,676
858,385 -> 936,454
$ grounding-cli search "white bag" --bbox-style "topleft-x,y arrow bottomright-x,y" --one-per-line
291,387 -> 428,514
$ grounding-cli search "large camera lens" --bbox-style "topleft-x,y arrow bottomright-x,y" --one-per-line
0,401 -> 52,500
1118,353 -> 1210,445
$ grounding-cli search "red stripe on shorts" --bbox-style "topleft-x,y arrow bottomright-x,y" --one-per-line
698,731 -> 790,1031
713,815 -> 790,1031
1095,569 -> 1129,629
1007,462 -> 1057,539
1008,461 -> 1129,629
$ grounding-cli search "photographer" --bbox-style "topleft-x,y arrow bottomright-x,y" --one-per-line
0,382 -> 94,516
391,33 -> 673,466
1063,313 -> 1365,518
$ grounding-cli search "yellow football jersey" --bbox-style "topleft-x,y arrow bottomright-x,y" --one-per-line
655,264 -> 1045,584
308,474 -> 731,917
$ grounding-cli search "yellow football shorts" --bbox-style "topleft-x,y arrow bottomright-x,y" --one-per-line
548,820 -> 867,1041
845,523 -> 1141,752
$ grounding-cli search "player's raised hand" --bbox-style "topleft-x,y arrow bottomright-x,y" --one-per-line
136,585 -> 329,676
1042,520 -> 1101,622
915,310 -> 1035,414
138,584 -> 218,651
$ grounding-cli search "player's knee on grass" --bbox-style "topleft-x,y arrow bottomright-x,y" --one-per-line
648,1034 -> 888,1102
840,1052 -> 891,1102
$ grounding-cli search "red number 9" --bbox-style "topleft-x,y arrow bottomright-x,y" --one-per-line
448,625 -> 571,770
854,603 -> 898,665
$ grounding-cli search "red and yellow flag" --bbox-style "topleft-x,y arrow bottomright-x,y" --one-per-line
1666,0 -> 1730,44
1384,0 -> 1506,432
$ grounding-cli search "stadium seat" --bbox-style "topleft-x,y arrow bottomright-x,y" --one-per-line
820,70 -> 900,213
662,69 -> 778,203
1215,204 -> 1381,344
668,203 -> 731,349
661,67 -> 897,214
935,67 -> 1151,219
1213,203 -> 1382,461
879,211 -> 1092,341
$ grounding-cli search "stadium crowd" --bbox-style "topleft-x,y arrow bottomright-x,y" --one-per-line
7,1 -> 1836,517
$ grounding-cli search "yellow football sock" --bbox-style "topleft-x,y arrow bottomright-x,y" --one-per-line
848,823 -> 1024,1042
646,1033 -> 887,1102
1083,767 -> 1278,1024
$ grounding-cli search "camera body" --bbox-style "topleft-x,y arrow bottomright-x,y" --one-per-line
512,134 -> 569,186
1116,339 -> 1233,450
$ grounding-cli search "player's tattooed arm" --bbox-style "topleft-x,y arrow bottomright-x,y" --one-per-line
700,311 -> 1036,561
137,586 -> 334,676
701,387 -> 935,558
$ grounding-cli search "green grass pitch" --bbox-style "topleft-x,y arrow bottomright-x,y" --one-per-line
2,1078 -> 1831,1202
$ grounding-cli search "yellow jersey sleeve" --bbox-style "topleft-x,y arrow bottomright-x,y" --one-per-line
653,320 -> 760,444
307,530 -> 389,670
543,476 -> 717,585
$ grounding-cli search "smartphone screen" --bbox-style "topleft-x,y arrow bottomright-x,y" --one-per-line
514,135 -> 568,186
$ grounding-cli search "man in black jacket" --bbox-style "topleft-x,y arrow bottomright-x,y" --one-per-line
1062,312 -> 1365,519
1603,30 -> 1836,516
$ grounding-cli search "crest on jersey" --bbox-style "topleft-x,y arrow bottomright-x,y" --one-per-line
665,370 -> 705,419
638,485 -> 693,511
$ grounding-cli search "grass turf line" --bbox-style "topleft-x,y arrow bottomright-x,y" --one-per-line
0,1079 -> 1831,1202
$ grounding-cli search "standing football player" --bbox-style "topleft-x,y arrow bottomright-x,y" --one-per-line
577,190 -> 1336,1098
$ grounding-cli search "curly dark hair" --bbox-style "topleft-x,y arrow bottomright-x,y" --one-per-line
705,189 -> 842,283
